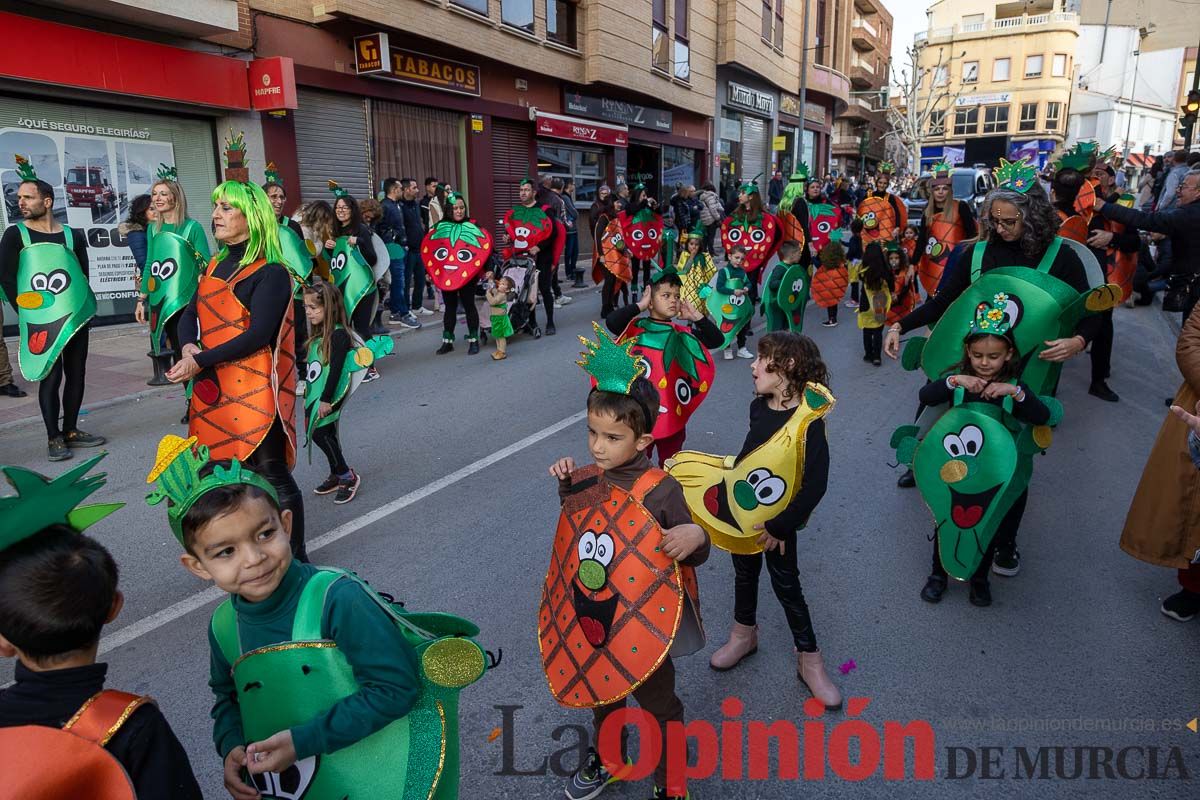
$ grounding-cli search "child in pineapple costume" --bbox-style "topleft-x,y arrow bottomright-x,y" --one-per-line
0,454 -> 202,799
146,435 -> 489,800
169,169 -> 306,560
853,241 -> 893,365
674,221 -> 716,316
605,264 -> 723,465
665,331 -> 842,709
0,155 -> 106,461
760,239 -> 811,333
811,231 -> 849,327
543,325 -> 709,800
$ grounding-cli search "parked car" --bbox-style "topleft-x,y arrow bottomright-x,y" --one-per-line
903,166 -> 995,225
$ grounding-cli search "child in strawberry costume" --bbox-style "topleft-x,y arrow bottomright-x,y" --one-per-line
619,184 -> 664,296
605,264 -> 724,465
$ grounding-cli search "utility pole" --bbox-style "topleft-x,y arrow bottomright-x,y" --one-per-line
1123,34 -> 1144,161
798,0 -> 811,169
1187,36 -> 1200,151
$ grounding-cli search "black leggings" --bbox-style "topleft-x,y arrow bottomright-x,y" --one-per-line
292,298 -> 307,380
247,417 -> 307,561
312,418 -> 349,475
931,490 -> 1027,583
732,539 -> 818,652
160,311 -> 182,359
349,296 -> 374,343
41,330 -> 89,439
535,256 -> 555,325
632,258 -> 651,288
442,281 -> 480,339
601,272 -> 620,317
863,327 -> 883,360
1090,308 -> 1114,383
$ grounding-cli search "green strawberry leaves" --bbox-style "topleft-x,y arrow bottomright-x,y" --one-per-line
636,319 -> 706,381
510,205 -> 549,226
429,221 -> 486,248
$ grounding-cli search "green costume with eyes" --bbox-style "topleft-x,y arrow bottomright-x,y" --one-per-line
760,260 -> 811,334
279,224 -> 314,299
303,328 -> 393,455
13,222 -> 96,382
142,220 -> 205,355
327,236 -> 374,323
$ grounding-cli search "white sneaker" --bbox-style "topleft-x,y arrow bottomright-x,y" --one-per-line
558,294 -> 573,305
553,298 -> 564,308
415,307 -> 434,316
723,348 -> 734,360
737,347 -> 754,359
296,380 -> 307,397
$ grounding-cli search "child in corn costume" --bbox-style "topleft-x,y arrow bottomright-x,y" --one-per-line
146,435 -> 489,800
542,326 -> 709,800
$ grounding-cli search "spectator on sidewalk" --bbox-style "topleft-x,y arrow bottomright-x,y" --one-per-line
561,178 -> 583,288
696,182 -> 723,254
539,177 -> 568,305
668,183 -> 692,238
0,305 -> 24,397
381,177 -> 419,329
400,179 -> 432,317
768,170 -> 784,211
419,177 -> 439,230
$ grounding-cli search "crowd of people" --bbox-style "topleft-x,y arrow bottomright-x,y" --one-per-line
1,138 -> 1199,800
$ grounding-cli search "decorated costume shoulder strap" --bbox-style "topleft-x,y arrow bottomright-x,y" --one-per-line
210,597 -> 241,665
970,237 -> 1061,282
629,467 -> 668,503
15,222 -> 73,249
63,690 -> 151,746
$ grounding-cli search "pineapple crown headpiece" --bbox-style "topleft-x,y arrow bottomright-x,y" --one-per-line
970,291 -> 1017,338
739,174 -> 763,195
264,162 -> 281,186
155,163 -> 178,182
577,322 -> 647,395
790,162 -> 810,182
145,435 -> 278,546
0,455 -> 124,553
327,179 -> 349,199
993,157 -> 1038,194
878,161 -> 895,174
930,159 -> 953,186
13,154 -> 37,183
1052,141 -> 1098,173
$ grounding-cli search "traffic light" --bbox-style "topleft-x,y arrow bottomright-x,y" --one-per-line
1187,89 -> 1200,115
1179,90 -> 1200,139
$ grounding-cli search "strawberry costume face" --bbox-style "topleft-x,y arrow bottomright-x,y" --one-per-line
421,219 -> 493,291
618,208 -> 663,260
721,212 -> 781,272
503,204 -> 553,252
620,318 -> 714,439
807,203 -> 839,253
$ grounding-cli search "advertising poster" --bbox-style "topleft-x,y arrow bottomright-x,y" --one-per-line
0,127 -> 175,302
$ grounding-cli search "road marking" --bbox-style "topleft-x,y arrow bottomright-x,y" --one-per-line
97,409 -> 587,656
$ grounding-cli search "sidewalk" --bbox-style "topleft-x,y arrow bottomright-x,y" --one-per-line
0,282 -> 597,431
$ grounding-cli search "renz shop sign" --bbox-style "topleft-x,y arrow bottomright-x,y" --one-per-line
354,33 -> 481,96
563,90 -> 673,132
535,112 -> 629,147
727,82 -> 774,115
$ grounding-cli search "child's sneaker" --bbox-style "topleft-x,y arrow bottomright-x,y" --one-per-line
821,319 -> 838,328
566,748 -> 619,800
334,471 -> 360,505
363,366 -> 381,383
736,347 -> 754,359
723,348 -> 734,360
844,299 -> 859,309
991,547 -> 1020,576
314,474 -> 340,495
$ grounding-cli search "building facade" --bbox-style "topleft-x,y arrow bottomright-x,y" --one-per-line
914,0 -> 1078,171
831,0 -> 893,177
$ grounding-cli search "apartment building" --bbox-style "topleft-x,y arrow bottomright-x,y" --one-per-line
831,0 -> 893,177
914,0 -> 1078,170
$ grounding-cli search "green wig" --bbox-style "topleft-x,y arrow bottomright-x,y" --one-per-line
210,180 -> 284,269
779,173 -> 811,216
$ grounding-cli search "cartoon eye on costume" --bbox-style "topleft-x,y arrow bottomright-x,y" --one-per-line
456,248 -> 473,262
434,247 -> 450,261
1000,297 -> 1022,328
730,294 -> 746,306
863,212 -> 877,228
634,356 -> 652,378
593,533 -> 615,567
746,468 -> 786,505
30,273 -> 48,291
330,253 -> 347,271
43,270 -> 71,294
631,229 -> 645,242
925,237 -> 939,255
612,234 -> 624,247
749,229 -> 766,244
515,225 -> 531,237
577,531 -> 598,562
727,229 -> 743,243
816,221 -> 832,234
149,261 -> 161,278
674,377 -> 693,405
155,260 -> 177,281
648,228 -> 659,240
792,279 -> 806,293
306,361 -> 322,383
958,425 -> 984,456
942,433 -> 965,457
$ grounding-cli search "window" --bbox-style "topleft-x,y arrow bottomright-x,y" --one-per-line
774,0 -> 784,50
1077,112 -> 1098,139
962,13 -> 984,25
962,60 -> 979,83
547,0 -> 577,47
674,0 -> 690,80
929,109 -> 946,135
1025,54 -> 1043,78
953,107 -> 978,136
815,0 -> 827,65
1046,101 -> 1061,130
501,0 -> 534,32
451,0 -> 488,13
1019,102 -> 1038,132
1052,53 -> 1068,77
983,104 -> 1009,134
934,65 -> 948,86
653,0 -> 669,72
763,0 -> 783,49
993,57 -> 1010,81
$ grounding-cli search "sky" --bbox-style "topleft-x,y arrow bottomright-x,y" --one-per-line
886,0 -> 930,88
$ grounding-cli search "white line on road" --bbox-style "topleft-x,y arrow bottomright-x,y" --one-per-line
96,410 -> 587,657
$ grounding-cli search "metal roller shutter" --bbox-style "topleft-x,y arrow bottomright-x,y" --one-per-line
293,88 -> 371,204
740,115 -> 767,194
490,119 -> 533,244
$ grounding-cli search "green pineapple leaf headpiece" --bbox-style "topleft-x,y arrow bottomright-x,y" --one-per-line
155,163 -> 178,182
264,161 -> 281,186
327,179 -> 349,199
13,154 -> 37,182
931,159 -> 952,176
993,157 -> 1038,194
225,129 -> 246,152
145,435 -> 278,546
738,173 -> 763,195
790,162 -> 810,182
970,291 -> 1017,338
577,322 -> 647,395
0,455 -> 124,553
1051,141 -> 1098,173
446,190 -> 464,207
878,161 -> 895,174
685,219 -> 706,239
1097,145 -> 1118,163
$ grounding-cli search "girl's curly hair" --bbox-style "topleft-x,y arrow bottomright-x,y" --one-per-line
978,181 -> 1058,262
757,332 -> 830,401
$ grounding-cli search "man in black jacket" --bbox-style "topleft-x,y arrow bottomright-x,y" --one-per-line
381,178 -> 420,329
1096,169 -> 1200,322
400,179 -> 431,317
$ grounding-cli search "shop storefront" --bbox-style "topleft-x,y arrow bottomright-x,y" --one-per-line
717,75 -> 778,205
0,11 -> 283,329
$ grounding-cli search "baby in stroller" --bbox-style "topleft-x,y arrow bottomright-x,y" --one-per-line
483,256 -> 543,350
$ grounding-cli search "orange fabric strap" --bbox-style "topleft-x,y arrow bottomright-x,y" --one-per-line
63,690 -> 150,747
629,467 -> 667,503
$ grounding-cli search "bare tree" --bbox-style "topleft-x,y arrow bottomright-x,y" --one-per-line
886,42 -> 966,173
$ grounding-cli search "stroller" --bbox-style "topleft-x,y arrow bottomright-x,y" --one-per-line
483,254 -> 542,341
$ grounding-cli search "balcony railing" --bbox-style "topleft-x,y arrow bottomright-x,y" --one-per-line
915,11 -> 1077,43
851,56 -> 875,74
853,17 -> 878,37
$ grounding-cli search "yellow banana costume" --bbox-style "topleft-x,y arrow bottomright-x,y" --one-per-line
666,383 -> 834,554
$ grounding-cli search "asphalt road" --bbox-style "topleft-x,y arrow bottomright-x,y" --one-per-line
0,291 -> 1196,799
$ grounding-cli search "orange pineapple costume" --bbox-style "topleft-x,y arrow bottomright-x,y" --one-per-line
189,257 -> 297,467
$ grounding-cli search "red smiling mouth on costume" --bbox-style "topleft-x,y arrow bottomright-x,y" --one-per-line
572,583 -> 618,648
949,484 -> 1002,529
26,315 -> 68,356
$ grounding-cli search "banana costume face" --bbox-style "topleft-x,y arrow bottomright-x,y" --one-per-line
667,383 -> 834,554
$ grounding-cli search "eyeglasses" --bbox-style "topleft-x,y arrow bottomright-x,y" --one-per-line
989,216 -> 1021,229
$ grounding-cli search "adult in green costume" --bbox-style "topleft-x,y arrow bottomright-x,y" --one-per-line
264,163 -> 314,387
145,435 -> 492,800
884,156 -> 1118,579
0,156 -> 105,461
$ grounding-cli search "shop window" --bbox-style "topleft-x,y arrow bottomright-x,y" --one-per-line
982,104 -> 1009,134
663,145 -> 697,193
502,0 -> 534,33
547,0 -> 577,47
953,107 -> 978,136
1025,54 -> 1043,79
1052,53 -> 1068,77
993,57 -> 1010,81
653,0 -> 670,72
452,0 -> 488,15
928,109 -> 946,135
962,61 -> 979,84
1019,102 -> 1038,132
674,0 -> 690,80
1046,101 -> 1061,131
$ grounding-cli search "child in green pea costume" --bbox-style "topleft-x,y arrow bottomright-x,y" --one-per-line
145,434 -> 490,800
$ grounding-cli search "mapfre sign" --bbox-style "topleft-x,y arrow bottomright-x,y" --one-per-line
248,57 -> 297,111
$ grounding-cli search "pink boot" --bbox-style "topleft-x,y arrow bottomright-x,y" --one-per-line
797,649 -> 842,709
709,621 -> 758,671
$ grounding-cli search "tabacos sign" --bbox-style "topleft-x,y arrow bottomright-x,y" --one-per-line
354,32 -> 481,96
